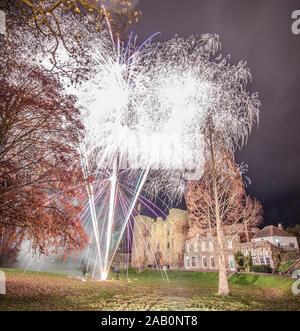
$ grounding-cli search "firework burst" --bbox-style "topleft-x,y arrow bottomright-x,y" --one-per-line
75,31 -> 259,280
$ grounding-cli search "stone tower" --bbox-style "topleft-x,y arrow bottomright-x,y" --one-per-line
131,208 -> 189,269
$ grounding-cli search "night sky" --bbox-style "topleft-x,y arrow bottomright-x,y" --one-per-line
131,0 -> 300,227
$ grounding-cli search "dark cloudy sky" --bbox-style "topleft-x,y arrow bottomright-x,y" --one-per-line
131,0 -> 300,227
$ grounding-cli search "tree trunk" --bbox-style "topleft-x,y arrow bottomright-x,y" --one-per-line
245,220 -> 250,243
218,251 -> 230,295
209,127 -> 230,296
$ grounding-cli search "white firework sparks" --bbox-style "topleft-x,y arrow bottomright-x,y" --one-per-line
74,32 -> 259,280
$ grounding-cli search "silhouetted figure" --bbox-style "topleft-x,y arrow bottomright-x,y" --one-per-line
114,267 -> 120,280
81,261 -> 87,280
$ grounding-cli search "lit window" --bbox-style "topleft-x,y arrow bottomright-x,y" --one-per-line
202,241 -> 206,252
186,257 -> 190,268
202,256 -> 207,268
228,240 -> 233,250
210,256 -> 215,268
209,241 -> 213,251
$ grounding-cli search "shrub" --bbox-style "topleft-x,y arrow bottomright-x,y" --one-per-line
250,265 -> 272,273
234,251 -> 245,268
245,252 -> 253,269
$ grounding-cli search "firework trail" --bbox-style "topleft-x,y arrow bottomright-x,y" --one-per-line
75,30 -> 259,280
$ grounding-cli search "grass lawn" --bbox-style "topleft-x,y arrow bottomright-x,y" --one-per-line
278,260 -> 296,273
0,268 -> 299,311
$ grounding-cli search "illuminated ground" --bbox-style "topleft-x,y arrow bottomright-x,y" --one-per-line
0,268 -> 299,311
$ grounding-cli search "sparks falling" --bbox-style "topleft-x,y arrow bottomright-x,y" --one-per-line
75,31 -> 259,280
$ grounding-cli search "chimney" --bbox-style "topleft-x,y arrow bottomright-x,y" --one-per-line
278,223 -> 283,231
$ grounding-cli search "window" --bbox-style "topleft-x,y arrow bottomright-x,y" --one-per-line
167,242 -> 170,249
185,257 -> 190,268
201,241 -> 206,252
265,257 -> 270,265
209,241 -> 213,251
191,256 -> 196,267
258,249 -> 264,264
187,243 -> 190,252
229,255 -> 235,270
194,242 -> 198,252
289,243 -> 295,248
202,256 -> 207,268
228,240 -> 233,250
251,250 -> 257,265
252,256 -> 258,265
210,256 -> 215,268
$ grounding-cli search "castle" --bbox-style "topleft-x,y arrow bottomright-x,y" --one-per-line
131,208 -> 299,272
131,209 -> 189,269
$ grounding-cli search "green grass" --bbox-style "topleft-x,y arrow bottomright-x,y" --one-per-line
0,268 -> 299,311
278,260 -> 296,273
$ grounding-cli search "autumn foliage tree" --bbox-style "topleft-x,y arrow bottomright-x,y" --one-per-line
0,54 -> 88,257
1,0 -> 140,83
0,223 -> 23,266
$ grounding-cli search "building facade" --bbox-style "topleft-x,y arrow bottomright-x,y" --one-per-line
184,224 -> 298,271
131,209 -> 189,269
184,233 -> 240,271
130,208 -> 299,272
251,224 -> 299,251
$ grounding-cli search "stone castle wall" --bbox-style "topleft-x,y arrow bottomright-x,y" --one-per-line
131,208 -> 190,269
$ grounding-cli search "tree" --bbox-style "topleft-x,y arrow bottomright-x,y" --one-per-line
186,157 -> 263,295
286,224 -> 300,247
240,195 -> 263,243
1,0 -> 140,38
234,251 -> 245,269
0,54 -> 88,256
0,223 -> 23,266
245,252 -> 253,270
1,1 -> 140,84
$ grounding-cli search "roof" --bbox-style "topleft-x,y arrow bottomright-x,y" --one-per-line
253,225 -> 295,239
241,240 -> 283,251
